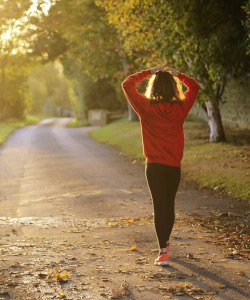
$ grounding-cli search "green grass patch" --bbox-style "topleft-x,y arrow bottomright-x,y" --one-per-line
90,118 -> 144,160
90,118 -> 249,201
67,118 -> 89,128
0,115 -> 48,146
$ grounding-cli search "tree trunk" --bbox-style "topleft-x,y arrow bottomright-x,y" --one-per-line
122,55 -> 139,122
205,100 -> 226,142
0,60 -> 7,121
127,103 -> 139,121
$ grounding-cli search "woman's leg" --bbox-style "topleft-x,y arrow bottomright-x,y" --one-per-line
145,163 -> 181,249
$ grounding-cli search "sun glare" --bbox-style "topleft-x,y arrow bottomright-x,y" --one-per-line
1,29 -> 11,41
27,0 -> 52,16
0,0 -> 52,48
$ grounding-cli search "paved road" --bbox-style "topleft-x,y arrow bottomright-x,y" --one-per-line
0,118 -> 249,299
0,118 -> 149,218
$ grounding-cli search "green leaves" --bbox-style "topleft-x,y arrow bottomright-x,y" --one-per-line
1,0 -> 248,125
98,0 -> 248,98
0,54 -> 34,121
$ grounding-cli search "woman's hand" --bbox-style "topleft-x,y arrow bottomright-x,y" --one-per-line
150,66 -> 164,74
164,67 -> 178,77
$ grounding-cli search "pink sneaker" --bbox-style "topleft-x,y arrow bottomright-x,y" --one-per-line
154,253 -> 169,266
154,242 -> 170,266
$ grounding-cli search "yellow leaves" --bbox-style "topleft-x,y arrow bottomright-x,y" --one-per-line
59,292 -> 66,298
125,219 -> 134,224
129,184 -> 141,189
107,216 -> 153,228
236,271 -> 245,276
128,244 -> 137,251
45,268 -> 71,284
55,270 -> 71,283
108,222 -> 118,227
44,269 -> 70,298
120,269 -> 130,273
214,283 -> 227,289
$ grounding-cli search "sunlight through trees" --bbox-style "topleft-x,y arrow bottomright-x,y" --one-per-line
0,0 -> 249,141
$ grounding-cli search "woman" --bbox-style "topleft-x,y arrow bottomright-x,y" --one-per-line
121,66 -> 200,266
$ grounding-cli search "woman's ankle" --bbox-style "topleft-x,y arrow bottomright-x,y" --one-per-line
159,241 -> 170,254
159,248 -> 167,255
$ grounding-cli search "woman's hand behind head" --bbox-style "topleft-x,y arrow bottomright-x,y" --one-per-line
164,67 -> 178,77
151,66 -> 164,74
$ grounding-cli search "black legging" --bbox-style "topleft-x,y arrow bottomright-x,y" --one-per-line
145,163 -> 181,249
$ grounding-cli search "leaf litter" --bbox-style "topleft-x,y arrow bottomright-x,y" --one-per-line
45,268 -> 71,284
0,211 -> 249,299
156,282 -> 217,297
176,211 -> 249,260
111,280 -> 131,299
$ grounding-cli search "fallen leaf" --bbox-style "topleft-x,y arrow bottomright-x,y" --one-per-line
60,292 -> 66,298
111,280 -> 131,299
236,271 -> 245,276
45,269 -> 71,284
215,284 -> 227,289
129,185 -> 141,189
101,278 -> 112,282
120,269 -> 130,273
128,244 -> 137,251
108,222 -> 118,227
125,219 -> 134,224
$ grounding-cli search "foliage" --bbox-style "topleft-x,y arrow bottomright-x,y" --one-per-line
62,57 -> 120,119
54,0 -> 122,79
0,0 -> 35,121
30,0 -> 123,79
97,0 -> 248,102
0,53 -> 34,121
96,0 -> 249,141
1,0 -> 249,131
242,0 -> 250,55
81,76 -> 120,111
0,0 -> 72,120
29,0 -> 127,119
28,62 -> 71,115
0,0 -> 31,31
62,57 -> 88,120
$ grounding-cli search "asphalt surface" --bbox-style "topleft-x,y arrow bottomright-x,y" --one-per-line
0,118 -> 249,300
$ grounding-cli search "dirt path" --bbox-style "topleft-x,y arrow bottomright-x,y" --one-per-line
0,118 -> 249,300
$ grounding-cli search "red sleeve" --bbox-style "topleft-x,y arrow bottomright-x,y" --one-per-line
178,72 -> 200,117
121,69 -> 152,116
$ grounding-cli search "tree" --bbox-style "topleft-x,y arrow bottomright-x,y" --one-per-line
242,1 -> 250,55
0,0 -> 34,120
97,0 -> 249,142
30,0 -> 139,120
0,54 -> 34,120
82,76 -> 120,111
28,62 -> 71,115
176,0 -> 248,142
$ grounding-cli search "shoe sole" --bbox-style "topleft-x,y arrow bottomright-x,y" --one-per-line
154,261 -> 169,266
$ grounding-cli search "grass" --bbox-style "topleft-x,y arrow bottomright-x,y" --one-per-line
67,118 -> 89,128
90,117 -> 250,201
0,115 -> 48,146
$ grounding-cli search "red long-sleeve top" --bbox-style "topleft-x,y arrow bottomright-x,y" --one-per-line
121,69 -> 200,167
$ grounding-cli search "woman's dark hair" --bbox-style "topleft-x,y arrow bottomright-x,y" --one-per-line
145,71 -> 184,104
